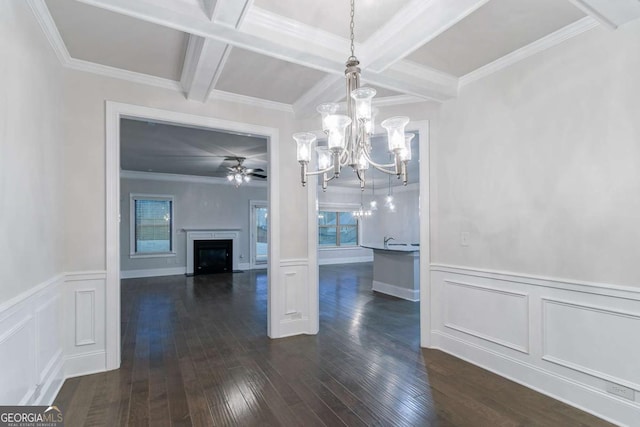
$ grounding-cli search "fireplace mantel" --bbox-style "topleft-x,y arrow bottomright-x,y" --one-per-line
185,229 -> 241,275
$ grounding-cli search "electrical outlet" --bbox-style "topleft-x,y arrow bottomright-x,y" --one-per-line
606,382 -> 635,400
460,231 -> 470,247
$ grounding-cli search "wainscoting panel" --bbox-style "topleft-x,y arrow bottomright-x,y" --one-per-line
63,271 -> 106,378
277,259 -> 315,337
443,280 -> 529,353
430,265 -> 640,427
0,274 -> 64,405
542,298 -> 640,390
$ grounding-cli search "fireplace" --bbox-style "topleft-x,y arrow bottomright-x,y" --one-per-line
184,229 -> 240,275
194,239 -> 232,275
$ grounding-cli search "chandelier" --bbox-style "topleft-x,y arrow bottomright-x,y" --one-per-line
293,0 -> 413,192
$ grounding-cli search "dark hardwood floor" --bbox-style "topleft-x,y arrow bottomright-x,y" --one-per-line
54,263 -> 613,426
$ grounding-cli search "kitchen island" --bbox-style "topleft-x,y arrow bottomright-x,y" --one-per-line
361,244 -> 420,301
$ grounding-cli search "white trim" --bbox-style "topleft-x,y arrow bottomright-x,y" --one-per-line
64,271 -> 107,282
209,89 -> 294,113
432,332 -> 637,427
64,350 -> 107,379
372,280 -> 420,301
121,170 -> 268,187
541,297 -> 640,391
319,256 -> 373,266
430,264 -> 640,301
460,17 -> 599,87
106,102 -> 282,369
120,267 -> 187,279
372,94 -> 432,108
567,0 -> 640,30
0,273 -> 64,315
443,279 -> 530,354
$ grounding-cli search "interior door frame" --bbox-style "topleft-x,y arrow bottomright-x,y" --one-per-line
105,101 -> 280,370
311,120 -> 431,347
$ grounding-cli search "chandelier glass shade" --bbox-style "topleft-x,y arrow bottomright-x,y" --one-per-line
293,0 -> 412,192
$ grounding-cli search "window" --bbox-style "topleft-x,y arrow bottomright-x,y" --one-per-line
130,194 -> 174,256
318,210 -> 358,247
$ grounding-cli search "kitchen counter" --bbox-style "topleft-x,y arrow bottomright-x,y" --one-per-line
361,243 -> 420,301
361,243 -> 420,253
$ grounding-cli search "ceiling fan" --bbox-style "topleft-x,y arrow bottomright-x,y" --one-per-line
226,156 -> 267,186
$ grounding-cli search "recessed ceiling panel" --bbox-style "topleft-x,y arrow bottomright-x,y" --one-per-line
46,0 -> 188,80
215,47 -> 328,104
253,0 -> 413,42
406,0 -> 586,77
120,119 -> 268,178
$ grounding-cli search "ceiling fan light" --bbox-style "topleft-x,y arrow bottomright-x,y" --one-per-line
243,175 -> 251,183
227,174 -> 234,181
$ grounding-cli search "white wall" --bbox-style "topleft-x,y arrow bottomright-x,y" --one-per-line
363,185 -> 420,246
0,0 -> 65,405
0,1 -> 64,301
120,175 -> 266,275
430,21 -> 640,425
433,22 -> 640,288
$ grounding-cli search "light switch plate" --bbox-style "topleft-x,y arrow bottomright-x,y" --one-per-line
460,231 -> 470,247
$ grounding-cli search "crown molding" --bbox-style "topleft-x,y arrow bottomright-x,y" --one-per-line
209,89 -> 294,113
460,16 -> 599,87
68,58 -> 183,91
120,170 -> 268,187
27,0 -> 72,64
372,95 -> 429,108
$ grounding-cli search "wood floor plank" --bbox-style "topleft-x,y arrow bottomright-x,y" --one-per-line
52,264 -> 615,427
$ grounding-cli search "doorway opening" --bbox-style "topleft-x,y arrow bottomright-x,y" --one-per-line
314,121 -> 430,347
105,102 -> 280,370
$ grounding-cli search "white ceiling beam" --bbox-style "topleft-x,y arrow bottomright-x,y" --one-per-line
567,0 -> 640,29
180,35 -> 231,102
293,75 -> 345,118
180,0 -> 251,101
362,0 -> 491,73
74,0 -> 346,74
201,0 -> 217,20
211,0 -> 253,28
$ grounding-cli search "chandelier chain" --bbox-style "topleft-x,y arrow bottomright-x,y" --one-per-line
349,0 -> 355,59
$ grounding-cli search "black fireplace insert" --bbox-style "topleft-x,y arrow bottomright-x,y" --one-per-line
194,239 -> 232,275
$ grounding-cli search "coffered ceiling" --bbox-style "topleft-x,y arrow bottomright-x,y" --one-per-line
25,0 -> 640,188
29,0 -> 640,116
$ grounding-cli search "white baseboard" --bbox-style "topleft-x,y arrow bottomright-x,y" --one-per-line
433,331 -> 637,427
120,266 -> 186,279
64,350 -> 107,379
319,255 -> 373,265
372,280 -> 420,301
430,264 -> 640,427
